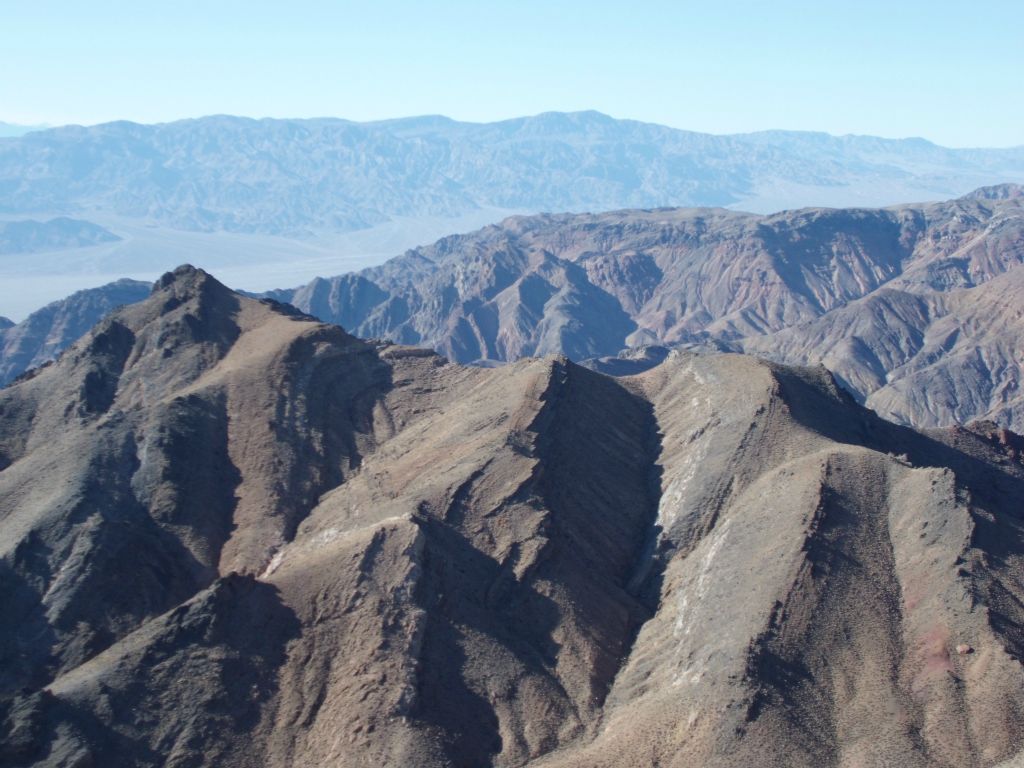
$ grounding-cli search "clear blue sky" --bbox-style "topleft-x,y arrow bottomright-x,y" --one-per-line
3,0 -> 1022,147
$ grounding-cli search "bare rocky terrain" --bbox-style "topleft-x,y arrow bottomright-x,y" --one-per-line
266,184 -> 1024,432
5,186 -> 1024,436
2,266 -> 1024,767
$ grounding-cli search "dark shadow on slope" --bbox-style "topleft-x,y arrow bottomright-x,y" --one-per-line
0,576 -> 301,768
273,335 -> 394,546
409,357 -> 669,763
771,362 -> 1024,662
413,519 -> 526,765
0,548 -> 57,699
529,362 -> 668,701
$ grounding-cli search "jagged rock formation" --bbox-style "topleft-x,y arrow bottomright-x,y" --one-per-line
264,186 -> 1024,431
2,267 -> 1024,767
0,279 -> 152,386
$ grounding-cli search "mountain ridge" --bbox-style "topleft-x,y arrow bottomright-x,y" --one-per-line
2,266 -> 1024,766
259,185 -> 1024,431
2,112 -> 1021,238
5,186 -> 1024,436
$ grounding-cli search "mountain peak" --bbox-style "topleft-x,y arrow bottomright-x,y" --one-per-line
151,264 -> 237,309
962,182 -> 1024,201
153,263 -> 210,290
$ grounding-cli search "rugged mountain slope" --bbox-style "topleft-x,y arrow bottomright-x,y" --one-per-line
1,113 -> 1021,238
266,187 -> 1024,431
2,267 -> 1024,767
6,188 -> 1024,433
272,187 -> 1024,355
744,268 -> 1024,430
0,278 -> 152,385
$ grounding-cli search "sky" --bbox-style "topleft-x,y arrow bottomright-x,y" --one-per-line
2,0 -> 1022,147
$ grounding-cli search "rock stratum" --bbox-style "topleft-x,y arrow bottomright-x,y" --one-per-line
2,266 -> 1024,767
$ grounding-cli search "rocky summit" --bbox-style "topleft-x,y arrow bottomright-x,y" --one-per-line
1,266 -> 1023,767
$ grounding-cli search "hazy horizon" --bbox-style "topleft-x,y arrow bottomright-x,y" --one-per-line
3,111 -> 1023,150
3,0 -> 1022,148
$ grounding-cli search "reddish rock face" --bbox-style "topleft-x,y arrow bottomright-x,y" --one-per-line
272,188 -> 1024,432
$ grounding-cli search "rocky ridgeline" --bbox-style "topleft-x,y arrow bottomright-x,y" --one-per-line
1,267 -> 1023,766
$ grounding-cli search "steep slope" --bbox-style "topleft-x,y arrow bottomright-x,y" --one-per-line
2,268 -> 1024,767
540,358 -> 1024,767
744,265 -> 1024,429
0,278 -> 152,386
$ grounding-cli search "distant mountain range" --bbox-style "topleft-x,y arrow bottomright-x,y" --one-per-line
3,185 -> 1024,435
0,217 -> 120,255
2,111 -> 1022,319
1,112 -> 1021,237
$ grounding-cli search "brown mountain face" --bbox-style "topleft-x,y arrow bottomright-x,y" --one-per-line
261,185 -> 1024,431
2,267 -> 1024,767
6,187 -> 1024,434
743,262 -> 1024,430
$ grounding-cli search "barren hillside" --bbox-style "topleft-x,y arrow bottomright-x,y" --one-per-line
2,267 -> 1023,766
